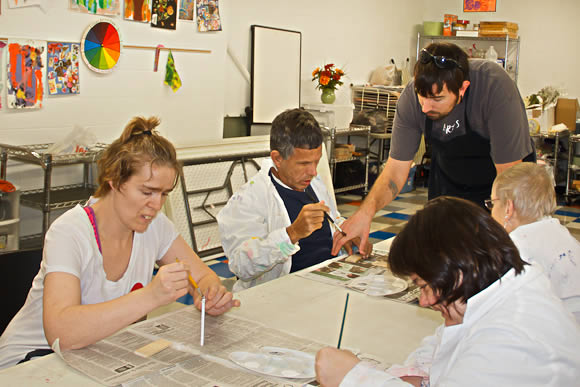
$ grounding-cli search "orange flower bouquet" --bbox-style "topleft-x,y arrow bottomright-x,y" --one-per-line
312,63 -> 345,91
312,64 -> 345,104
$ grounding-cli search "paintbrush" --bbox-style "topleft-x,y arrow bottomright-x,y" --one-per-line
337,293 -> 349,349
176,258 -> 205,346
304,190 -> 346,236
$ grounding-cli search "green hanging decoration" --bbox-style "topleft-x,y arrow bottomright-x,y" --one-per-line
164,51 -> 182,92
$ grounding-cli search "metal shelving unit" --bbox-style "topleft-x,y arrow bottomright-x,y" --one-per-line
531,131 -> 569,187
0,143 -> 107,248
351,85 -> 403,166
417,33 -> 521,83
324,124 -> 370,195
565,134 -> 580,204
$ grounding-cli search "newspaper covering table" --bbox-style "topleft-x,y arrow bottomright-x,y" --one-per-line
59,306 -> 336,386
297,253 -> 420,304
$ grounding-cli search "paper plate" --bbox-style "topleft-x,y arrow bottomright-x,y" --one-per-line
229,346 -> 315,379
348,274 -> 408,296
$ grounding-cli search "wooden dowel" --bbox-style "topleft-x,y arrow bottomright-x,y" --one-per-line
0,38 -> 211,54
124,44 -> 211,54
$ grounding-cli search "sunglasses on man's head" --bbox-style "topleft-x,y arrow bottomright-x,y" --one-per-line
419,49 -> 464,71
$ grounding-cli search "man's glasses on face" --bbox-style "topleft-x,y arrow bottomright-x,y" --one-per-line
419,49 -> 464,71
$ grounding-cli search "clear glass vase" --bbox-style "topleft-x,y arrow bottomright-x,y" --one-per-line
321,88 -> 336,104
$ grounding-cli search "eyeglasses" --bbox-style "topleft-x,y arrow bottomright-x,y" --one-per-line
484,198 -> 499,210
419,49 -> 464,71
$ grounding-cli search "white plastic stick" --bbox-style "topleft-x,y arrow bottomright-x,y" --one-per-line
201,297 -> 206,346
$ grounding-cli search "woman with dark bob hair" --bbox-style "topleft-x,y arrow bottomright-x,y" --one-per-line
316,196 -> 580,387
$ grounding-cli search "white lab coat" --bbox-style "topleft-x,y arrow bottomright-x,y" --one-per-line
217,158 -> 343,292
340,263 -> 580,386
510,216 -> 580,323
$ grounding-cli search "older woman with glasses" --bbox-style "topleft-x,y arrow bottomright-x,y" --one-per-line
489,162 -> 580,322
315,196 -> 580,387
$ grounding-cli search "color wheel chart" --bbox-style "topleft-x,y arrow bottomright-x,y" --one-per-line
81,20 -> 122,73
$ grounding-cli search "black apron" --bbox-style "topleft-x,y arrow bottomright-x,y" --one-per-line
424,90 -> 496,207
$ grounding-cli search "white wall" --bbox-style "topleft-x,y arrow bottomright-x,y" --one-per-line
3,1 -> 576,146
421,0 -> 580,99
0,0 -> 229,236
1,0 -> 578,236
0,0 -> 226,148
223,0 -> 422,114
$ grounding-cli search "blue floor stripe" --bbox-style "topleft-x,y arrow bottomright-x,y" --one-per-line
369,230 -> 397,240
383,212 -> 411,220
177,293 -> 194,305
209,261 -> 236,278
555,209 -> 580,218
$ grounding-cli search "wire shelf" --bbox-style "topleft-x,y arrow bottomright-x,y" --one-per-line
0,143 -> 108,166
20,184 -> 96,210
335,183 -> 366,193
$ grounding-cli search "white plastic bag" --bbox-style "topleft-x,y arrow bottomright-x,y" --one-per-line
369,64 -> 396,86
47,125 -> 97,154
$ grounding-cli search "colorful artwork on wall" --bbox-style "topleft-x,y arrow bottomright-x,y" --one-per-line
6,39 -> 47,109
8,0 -> 43,8
124,0 -> 151,22
196,0 -> 221,32
179,0 -> 194,21
70,0 -> 120,16
464,0 -> 496,12
151,0 -> 177,30
81,20 -> 122,73
47,42 -> 80,95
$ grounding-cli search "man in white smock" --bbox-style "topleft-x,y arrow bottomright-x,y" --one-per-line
218,108 -> 349,291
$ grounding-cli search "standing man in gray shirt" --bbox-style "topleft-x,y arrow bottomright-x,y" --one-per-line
332,42 -> 534,255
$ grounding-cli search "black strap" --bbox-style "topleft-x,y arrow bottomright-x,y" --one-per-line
18,349 -> 54,364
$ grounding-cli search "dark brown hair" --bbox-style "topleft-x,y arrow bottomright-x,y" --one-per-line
94,116 -> 180,197
389,196 -> 526,305
270,108 -> 323,159
414,42 -> 469,97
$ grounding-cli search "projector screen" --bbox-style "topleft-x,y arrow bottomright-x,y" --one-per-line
251,25 -> 301,124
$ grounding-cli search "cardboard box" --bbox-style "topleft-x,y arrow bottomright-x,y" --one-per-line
556,98 -> 580,133
479,21 -> 518,38
455,30 -> 479,37
443,14 -> 457,36
527,105 -> 555,134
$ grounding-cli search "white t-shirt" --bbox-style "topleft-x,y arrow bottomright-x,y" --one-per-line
0,201 -> 178,369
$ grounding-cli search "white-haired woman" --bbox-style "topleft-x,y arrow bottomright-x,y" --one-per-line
489,162 -> 580,323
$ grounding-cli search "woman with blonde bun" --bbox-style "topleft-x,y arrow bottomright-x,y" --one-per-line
0,117 -> 240,369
